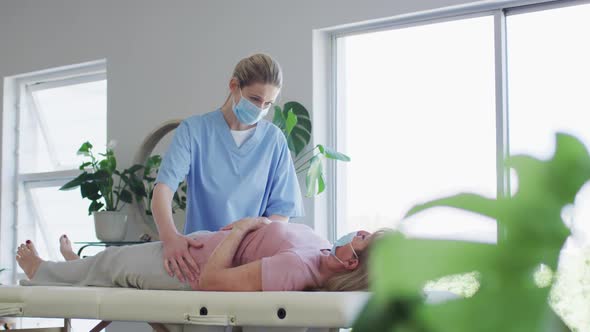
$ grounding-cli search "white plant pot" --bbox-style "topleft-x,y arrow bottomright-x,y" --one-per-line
92,211 -> 128,242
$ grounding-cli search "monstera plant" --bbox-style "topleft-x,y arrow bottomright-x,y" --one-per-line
272,101 -> 350,197
354,133 -> 590,332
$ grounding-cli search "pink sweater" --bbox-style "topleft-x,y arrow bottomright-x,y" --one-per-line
188,221 -> 332,291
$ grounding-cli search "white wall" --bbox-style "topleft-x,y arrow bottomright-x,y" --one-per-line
0,0 -> 479,329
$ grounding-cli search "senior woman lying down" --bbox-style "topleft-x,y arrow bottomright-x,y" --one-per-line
16,217 -> 387,291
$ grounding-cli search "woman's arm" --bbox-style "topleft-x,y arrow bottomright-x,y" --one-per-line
199,217 -> 268,291
152,183 -> 179,239
153,183 -> 202,283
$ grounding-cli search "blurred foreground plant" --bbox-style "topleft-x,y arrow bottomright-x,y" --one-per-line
354,133 -> 590,332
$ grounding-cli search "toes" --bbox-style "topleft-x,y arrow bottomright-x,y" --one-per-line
18,245 -> 30,256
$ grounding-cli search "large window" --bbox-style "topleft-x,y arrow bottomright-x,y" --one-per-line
335,16 -> 498,243
17,73 -> 107,265
330,2 -> 590,330
2,63 -> 106,330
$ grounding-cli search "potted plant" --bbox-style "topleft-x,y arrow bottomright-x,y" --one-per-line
59,141 -> 145,242
272,101 -> 351,197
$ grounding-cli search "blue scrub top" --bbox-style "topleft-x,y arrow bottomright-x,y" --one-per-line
155,109 -> 305,233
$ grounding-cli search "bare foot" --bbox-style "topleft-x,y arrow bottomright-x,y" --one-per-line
15,242 -> 43,279
59,235 -> 80,261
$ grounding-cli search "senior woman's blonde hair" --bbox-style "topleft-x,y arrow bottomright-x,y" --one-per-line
319,228 -> 393,292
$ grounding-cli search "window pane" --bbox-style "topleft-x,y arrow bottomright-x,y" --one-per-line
507,6 -> 590,331
507,4 -> 590,248
18,184 -> 101,263
337,16 -> 497,242
16,183 -> 102,331
19,80 -> 107,173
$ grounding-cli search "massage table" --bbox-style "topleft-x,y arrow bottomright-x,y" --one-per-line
0,286 -> 458,331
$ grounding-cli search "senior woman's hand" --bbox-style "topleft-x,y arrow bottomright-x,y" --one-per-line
161,233 -> 204,283
219,217 -> 271,233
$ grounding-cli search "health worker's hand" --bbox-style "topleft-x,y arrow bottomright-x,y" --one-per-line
161,233 -> 204,283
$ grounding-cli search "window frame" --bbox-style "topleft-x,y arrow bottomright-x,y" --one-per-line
319,0 -> 590,243
1,60 -> 106,285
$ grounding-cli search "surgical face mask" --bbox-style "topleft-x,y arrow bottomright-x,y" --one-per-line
231,88 -> 271,125
330,231 -> 359,265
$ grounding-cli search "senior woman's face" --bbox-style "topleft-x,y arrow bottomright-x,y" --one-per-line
345,230 -> 372,255
334,230 -> 372,267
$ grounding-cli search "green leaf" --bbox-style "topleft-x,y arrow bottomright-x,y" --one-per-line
352,295 -> 423,332
272,105 -> 286,130
126,164 -> 144,174
59,172 -> 89,190
415,287 -> 554,332
288,135 -> 307,156
285,110 -> 298,137
371,233 -> 495,300
88,200 -> 104,215
118,172 -> 130,184
317,144 -> 351,161
77,142 -> 93,156
119,189 -> 133,204
79,161 -> 92,170
404,193 -> 500,221
80,182 -> 101,201
98,156 -> 116,173
317,171 -> 326,195
129,174 -> 147,197
145,155 -> 162,174
92,170 -> 111,185
173,189 -> 187,210
353,132 -> 590,332
131,184 -> 148,198
305,155 -> 323,197
282,101 -> 311,156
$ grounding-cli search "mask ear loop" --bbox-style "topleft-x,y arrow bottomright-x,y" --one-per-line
350,242 -> 359,261
236,86 -> 243,105
332,243 -> 359,267
333,254 -> 345,266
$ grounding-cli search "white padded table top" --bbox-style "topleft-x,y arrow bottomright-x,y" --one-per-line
0,286 -> 371,328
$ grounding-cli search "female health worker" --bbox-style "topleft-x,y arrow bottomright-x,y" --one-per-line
151,53 -> 304,284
